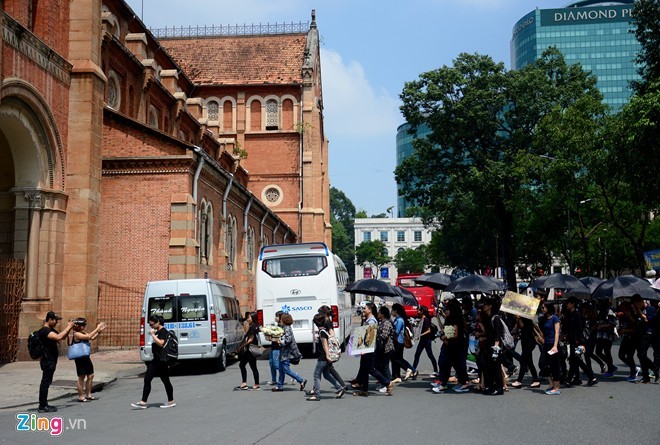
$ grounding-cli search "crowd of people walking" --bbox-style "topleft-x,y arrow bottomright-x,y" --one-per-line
234,290 -> 658,400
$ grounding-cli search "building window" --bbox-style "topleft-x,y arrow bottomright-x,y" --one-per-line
262,185 -> 283,207
222,101 -> 233,131
207,100 -> 219,121
226,215 -> 237,268
148,105 -> 158,129
282,98 -> 294,130
414,231 -> 422,242
363,232 -> 372,242
265,99 -> 279,130
397,231 -> 405,242
107,71 -> 121,110
397,247 -> 405,254
246,227 -> 256,272
380,231 -> 388,242
250,100 -> 261,131
200,202 -> 213,265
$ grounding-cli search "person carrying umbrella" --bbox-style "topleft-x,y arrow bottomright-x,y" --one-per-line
563,297 -> 598,387
631,295 -> 660,383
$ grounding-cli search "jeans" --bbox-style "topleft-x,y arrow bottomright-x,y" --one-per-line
412,336 -> 438,373
269,349 -> 281,383
278,358 -> 303,389
312,360 -> 342,394
39,360 -> 57,407
637,333 -> 659,379
142,359 -> 173,402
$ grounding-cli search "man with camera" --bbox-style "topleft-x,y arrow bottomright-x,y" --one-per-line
37,311 -> 76,412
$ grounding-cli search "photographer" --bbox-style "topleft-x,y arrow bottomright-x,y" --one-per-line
70,318 -> 106,402
37,312 -> 75,412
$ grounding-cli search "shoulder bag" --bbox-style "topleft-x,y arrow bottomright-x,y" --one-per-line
68,337 -> 91,360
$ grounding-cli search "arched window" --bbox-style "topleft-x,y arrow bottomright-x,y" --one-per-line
128,85 -> 135,117
148,105 -> 159,129
265,99 -> 279,130
282,98 -> 294,130
207,100 -> 219,121
222,101 -> 233,131
225,215 -> 237,268
250,100 -> 261,131
199,201 -> 214,265
246,227 -> 256,273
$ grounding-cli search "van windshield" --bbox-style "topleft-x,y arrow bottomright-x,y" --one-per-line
399,278 -> 422,287
262,255 -> 327,278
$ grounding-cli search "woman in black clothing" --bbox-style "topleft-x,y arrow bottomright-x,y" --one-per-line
237,312 -> 261,390
131,315 -> 175,409
595,299 -> 617,377
510,316 -> 541,389
411,305 -> 438,378
481,298 -> 505,395
435,299 -> 470,392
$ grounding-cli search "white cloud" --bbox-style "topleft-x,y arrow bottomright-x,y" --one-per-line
320,48 -> 400,139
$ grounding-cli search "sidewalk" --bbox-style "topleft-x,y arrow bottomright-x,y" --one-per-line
0,348 -> 145,410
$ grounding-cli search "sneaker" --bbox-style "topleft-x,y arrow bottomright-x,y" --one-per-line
603,371 -> 614,378
626,375 -> 640,383
38,405 -> 57,413
159,402 -> 176,409
545,389 -> 561,395
335,388 -> 346,399
453,385 -> 470,393
586,378 -> 598,387
431,379 -> 441,387
635,366 -> 641,379
131,402 -> 147,409
267,381 -> 277,386
300,379 -> 307,391
377,386 -> 387,393
429,372 -> 439,379
432,385 -> 447,393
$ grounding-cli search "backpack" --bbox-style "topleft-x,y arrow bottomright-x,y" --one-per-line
159,330 -> 179,365
493,315 -> 515,350
28,330 -> 45,360
321,329 -> 341,363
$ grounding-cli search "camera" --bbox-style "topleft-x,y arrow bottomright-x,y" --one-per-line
574,347 -> 584,356
74,318 -> 87,326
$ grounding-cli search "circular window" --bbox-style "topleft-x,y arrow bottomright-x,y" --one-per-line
107,71 -> 121,110
262,185 -> 283,206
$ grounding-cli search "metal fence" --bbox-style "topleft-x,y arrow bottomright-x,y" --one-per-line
0,258 -> 25,364
150,21 -> 310,39
97,284 -> 143,348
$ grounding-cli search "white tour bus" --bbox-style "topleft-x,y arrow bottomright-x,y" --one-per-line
256,242 -> 352,347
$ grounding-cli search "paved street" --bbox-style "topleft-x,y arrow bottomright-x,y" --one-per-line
0,341 -> 658,445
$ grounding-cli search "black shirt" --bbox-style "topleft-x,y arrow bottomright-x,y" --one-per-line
151,327 -> 168,360
444,313 -> 465,341
316,328 -> 329,361
38,327 -> 59,362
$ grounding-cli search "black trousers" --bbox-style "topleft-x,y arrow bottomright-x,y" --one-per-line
595,338 -> 614,371
239,350 -> 260,384
357,352 -> 389,391
637,333 -> 659,379
142,359 -> 173,402
483,351 -> 503,392
39,360 -> 57,407
567,348 -> 595,382
516,339 -> 539,382
618,336 -> 638,375
438,341 -> 468,385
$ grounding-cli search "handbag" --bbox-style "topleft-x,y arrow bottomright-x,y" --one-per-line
248,344 -> 264,357
68,341 -> 91,360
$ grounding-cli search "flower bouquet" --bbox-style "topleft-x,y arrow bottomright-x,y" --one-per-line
262,324 -> 284,341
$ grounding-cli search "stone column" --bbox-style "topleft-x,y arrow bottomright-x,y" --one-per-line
63,0 -> 105,322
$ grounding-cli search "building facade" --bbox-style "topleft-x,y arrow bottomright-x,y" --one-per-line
511,0 -> 640,111
396,123 -> 432,218
354,217 -> 432,284
0,0 -> 326,361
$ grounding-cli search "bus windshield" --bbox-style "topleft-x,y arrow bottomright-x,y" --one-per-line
262,255 -> 327,278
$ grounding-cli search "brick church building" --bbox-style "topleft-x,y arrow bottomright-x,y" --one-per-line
0,0 -> 330,360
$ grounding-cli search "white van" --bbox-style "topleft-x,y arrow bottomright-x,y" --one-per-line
256,242 -> 352,347
140,279 -> 243,371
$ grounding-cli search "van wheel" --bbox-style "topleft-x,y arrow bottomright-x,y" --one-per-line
215,345 -> 227,372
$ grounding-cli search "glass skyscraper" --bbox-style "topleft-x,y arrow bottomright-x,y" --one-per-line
511,0 -> 640,111
396,123 -> 431,217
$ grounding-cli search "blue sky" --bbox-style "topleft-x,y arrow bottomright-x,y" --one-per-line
125,0 -> 571,216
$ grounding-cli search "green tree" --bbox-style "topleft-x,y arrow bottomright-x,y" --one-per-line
330,187 -> 356,281
394,246 -> 428,274
631,0 -> 660,94
396,49 -> 605,289
355,240 -> 391,278
355,210 -> 367,218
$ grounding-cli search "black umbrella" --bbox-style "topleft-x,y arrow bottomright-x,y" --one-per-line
565,277 -> 605,297
444,274 -> 506,293
530,273 -> 589,292
381,286 -> 420,307
345,279 -> 398,297
414,273 -> 453,290
591,275 -> 660,301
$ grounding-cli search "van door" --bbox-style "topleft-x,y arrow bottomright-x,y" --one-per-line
146,296 -> 178,358
177,294 -> 211,356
